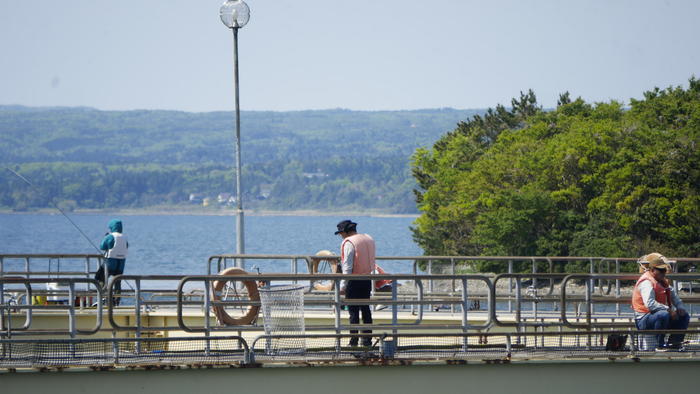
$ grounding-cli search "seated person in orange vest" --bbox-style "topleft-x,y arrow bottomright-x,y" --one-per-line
632,253 -> 689,351
335,219 -> 375,347
373,264 -> 394,292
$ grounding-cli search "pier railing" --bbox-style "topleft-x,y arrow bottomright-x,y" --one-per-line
0,277 -> 104,337
2,272 -> 699,340
1,253 -> 699,340
0,254 -> 104,279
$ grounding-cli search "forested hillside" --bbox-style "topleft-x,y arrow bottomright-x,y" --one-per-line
412,78 -> 700,268
0,106 -> 480,213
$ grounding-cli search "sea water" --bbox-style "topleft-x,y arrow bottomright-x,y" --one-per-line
0,213 -> 422,276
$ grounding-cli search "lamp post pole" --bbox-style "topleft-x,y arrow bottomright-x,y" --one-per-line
220,0 -> 250,267
232,26 -> 244,263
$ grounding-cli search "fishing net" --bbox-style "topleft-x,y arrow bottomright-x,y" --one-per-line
259,284 -> 306,356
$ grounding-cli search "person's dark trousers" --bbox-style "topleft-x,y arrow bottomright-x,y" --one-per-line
668,312 -> 690,345
636,310 -> 690,347
346,280 -> 372,346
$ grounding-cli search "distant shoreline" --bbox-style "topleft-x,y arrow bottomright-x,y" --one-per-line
0,207 -> 419,218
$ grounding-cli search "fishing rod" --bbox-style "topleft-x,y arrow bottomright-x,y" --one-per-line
4,166 -> 104,255
5,167 -> 139,297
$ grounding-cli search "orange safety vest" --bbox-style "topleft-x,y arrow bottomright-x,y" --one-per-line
373,264 -> 392,290
341,233 -> 376,275
631,271 -> 671,313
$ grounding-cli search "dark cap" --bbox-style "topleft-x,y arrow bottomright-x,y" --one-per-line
334,220 -> 357,235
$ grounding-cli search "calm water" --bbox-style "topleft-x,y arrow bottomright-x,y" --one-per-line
0,213 -> 422,275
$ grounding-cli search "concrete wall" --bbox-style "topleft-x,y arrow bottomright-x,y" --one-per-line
2,360 -> 698,394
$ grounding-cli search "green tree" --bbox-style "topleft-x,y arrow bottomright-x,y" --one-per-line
411,78 -> 700,272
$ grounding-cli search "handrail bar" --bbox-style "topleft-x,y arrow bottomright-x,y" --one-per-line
561,273 -> 700,328
177,273 -> 494,333
491,273 -> 570,327
106,275 -> 188,332
0,277 -> 103,337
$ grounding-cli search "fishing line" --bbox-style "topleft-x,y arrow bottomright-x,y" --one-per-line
7,167 -> 140,294
4,166 -> 104,255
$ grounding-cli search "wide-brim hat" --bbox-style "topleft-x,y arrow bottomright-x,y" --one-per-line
315,250 -> 336,257
644,252 -> 672,271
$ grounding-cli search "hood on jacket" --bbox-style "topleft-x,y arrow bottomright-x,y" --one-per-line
108,219 -> 123,233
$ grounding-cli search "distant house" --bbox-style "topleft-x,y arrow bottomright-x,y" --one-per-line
302,171 -> 328,179
189,193 -> 204,204
258,184 -> 273,200
217,193 -> 235,205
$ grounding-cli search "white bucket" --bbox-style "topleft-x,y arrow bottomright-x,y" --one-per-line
46,282 -> 69,303
638,334 -> 656,351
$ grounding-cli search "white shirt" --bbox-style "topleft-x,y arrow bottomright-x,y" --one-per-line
340,241 -> 355,291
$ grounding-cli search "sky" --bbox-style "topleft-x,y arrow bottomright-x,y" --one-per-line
1,0 -> 698,112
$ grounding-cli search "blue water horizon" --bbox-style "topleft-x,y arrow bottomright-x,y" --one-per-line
0,213 -> 423,276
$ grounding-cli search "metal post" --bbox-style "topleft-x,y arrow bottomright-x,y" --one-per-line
232,27 -> 245,269
515,278 -> 522,344
135,280 -> 142,354
585,278 -> 592,349
334,282 -> 342,351
615,259 -> 621,316
508,260 -> 513,313
461,278 -> 469,351
0,281 -> 4,332
68,281 -> 77,358
391,278 -> 398,341
531,258 -> 537,319
450,258 -> 456,313
68,282 -> 76,339
204,280 -> 212,354
428,260 -> 433,311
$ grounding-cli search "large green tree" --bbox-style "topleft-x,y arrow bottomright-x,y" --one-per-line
412,79 -> 700,269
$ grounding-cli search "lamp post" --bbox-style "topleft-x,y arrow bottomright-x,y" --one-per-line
220,0 -> 250,266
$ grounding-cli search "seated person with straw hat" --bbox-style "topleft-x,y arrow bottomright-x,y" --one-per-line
632,253 -> 689,351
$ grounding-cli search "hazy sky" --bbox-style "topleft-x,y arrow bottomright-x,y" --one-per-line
1,0 -> 698,112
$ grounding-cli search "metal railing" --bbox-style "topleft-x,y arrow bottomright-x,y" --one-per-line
0,277 -> 103,338
175,273 -> 494,336
0,254 -> 698,340
560,273 -> 700,328
2,272 -> 699,338
0,254 -> 103,279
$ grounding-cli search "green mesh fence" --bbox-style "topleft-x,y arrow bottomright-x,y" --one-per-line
2,331 -> 699,368
251,331 -> 700,363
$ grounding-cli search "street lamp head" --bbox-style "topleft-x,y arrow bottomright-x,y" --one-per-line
220,0 -> 250,29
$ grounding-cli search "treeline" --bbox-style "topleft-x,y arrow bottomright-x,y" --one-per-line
412,78 -> 700,271
2,158 -> 416,212
0,107 -> 480,213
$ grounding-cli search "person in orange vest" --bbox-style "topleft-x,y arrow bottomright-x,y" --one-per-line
632,253 -> 689,351
335,219 -> 375,348
373,264 -> 393,292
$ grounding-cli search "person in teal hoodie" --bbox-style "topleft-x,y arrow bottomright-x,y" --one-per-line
97,219 -> 128,305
